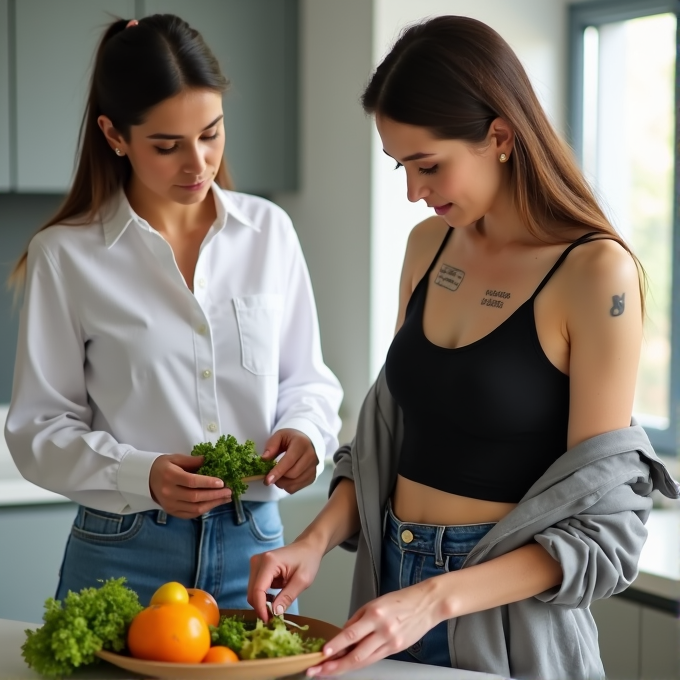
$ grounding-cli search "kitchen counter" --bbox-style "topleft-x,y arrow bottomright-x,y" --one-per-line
0,619 -> 507,680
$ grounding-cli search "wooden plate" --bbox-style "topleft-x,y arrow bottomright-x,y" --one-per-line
241,474 -> 266,483
95,609 -> 341,679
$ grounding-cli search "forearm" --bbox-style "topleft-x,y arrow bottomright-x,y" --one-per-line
427,543 -> 563,621
294,477 -> 360,555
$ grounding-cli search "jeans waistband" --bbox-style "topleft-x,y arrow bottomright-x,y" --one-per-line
384,500 -> 495,559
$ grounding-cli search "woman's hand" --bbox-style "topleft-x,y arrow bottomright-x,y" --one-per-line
248,538 -> 325,621
262,428 -> 318,494
149,453 -> 232,518
307,581 -> 446,677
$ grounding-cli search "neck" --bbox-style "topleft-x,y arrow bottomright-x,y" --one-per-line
126,179 -> 216,237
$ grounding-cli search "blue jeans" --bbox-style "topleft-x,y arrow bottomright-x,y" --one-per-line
380,501 -> 494,667
55,498 -> 296,612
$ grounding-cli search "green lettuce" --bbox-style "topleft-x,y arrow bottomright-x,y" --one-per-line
22,577 -> 143,677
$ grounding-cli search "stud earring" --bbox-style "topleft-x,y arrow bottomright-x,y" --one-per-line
499,153 -> 508,163
114,148 -> 123,156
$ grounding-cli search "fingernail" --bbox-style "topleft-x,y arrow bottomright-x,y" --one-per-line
263,449 -> 270,457
214,480 -> 224,487
324,647 -> 333,656
307,668 -> 319,677
266,475 -> 275,485
275,605 -> 284,615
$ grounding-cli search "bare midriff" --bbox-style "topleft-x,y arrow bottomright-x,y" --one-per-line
392,474 -> 517,525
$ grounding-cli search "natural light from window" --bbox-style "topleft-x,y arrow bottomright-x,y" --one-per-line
581,13 -> 676,431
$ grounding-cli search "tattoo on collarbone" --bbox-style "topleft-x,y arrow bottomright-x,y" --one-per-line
435,264 -> 465,291
481,289 -> 511,309
610,293 -> 625,317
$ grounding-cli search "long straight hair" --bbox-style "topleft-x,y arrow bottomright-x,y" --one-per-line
10,13 -> 233,287
362,16 -> 646,310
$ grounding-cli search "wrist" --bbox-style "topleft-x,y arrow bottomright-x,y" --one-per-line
293,526 -> 331,557
424,572 -> 462,623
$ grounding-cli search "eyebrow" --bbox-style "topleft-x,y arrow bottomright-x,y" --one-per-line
382,149 -> 436,162
146,115 -> 224,140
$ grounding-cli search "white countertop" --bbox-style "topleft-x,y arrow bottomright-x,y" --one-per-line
0,619 -> 507,680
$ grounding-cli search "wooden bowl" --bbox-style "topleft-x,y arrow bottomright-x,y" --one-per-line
95,608 -> 341,679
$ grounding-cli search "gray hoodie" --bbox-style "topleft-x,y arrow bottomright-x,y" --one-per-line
330,367 -> 680,680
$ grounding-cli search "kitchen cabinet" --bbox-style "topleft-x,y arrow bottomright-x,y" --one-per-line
3,0 -> 298,194
641,608 -> 680,680
591,594 -> 680,680
14,0 -> 135,192
141,0 -> 299,194
0,0 -> 10,190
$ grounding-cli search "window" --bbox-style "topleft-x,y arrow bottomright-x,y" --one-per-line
569,0 -> 679,454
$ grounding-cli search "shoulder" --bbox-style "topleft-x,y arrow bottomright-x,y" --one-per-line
560,236 -> 641,300
402,216 -> 450,285
218,188 -> 295,235
28,222 -> 100,267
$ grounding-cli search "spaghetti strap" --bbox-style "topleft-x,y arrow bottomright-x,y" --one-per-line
425,227 -> 454,277
531,231 -> 606,300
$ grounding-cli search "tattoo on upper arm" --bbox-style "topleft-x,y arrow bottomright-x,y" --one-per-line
435,264 -> 465,291
610,293 -> 625,317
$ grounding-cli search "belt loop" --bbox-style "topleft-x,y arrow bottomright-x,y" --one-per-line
434,526 -> 445,567
382,502 -> 389,537
156,510 -> 167,525
233,496 -> 247,525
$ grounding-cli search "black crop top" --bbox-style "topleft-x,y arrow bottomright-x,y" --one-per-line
385,229 -> 601,503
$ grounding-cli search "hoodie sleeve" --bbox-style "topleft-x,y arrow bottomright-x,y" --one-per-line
532,480 -> 652,608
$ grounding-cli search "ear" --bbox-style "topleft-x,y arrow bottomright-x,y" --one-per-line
97,115 -> 127,154
487,117 -> 515,158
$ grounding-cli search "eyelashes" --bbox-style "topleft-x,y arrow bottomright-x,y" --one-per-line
155,132 -> 220,156
393,161 -> 438,175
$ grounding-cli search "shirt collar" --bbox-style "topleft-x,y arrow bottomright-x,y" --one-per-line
102,182 -> 258,248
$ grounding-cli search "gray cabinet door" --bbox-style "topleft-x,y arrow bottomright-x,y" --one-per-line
15,0 -> 135,192
142,0 -> 298,194
0,0 -> 10,190
640,607 -> 680,680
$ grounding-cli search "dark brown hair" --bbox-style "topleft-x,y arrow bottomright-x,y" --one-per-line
362,15 -> 646,307
10,13 -> 232,286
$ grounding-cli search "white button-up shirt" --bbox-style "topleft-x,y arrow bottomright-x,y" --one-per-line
5,186 -> 343,514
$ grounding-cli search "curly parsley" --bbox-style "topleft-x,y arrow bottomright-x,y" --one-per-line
191,434 -> 276,500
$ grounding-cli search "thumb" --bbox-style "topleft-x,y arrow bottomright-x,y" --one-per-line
262,431 -> 285,460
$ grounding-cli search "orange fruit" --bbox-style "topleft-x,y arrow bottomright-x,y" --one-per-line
202,645 -> 240,663
127,603 -> 211,663
149,581 -> 189,606
186,588 -> 220,627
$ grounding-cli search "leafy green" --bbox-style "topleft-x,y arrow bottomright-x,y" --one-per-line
191,434 -> 276,500
22,577 -> 143,677
210,614 -> 325,659
209,614 -> 248,652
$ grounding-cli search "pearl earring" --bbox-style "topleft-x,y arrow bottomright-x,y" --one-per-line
114,148 -> 123,156
499,153 -> 508,163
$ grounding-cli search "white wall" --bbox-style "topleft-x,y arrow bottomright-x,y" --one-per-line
275,0 -> 578,437
273,0 -> 374,441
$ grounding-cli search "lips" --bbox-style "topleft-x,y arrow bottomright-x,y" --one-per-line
433,203 -> 452,216
177,180 -> 207,191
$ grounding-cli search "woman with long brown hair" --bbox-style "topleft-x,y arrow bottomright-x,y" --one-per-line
5,14 -> 342,609
248,15 -> 678,678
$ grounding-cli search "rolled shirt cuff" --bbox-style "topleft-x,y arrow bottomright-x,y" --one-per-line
117,447 -> 164,513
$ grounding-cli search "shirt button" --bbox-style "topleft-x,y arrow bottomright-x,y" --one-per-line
198,278 -> 206,288
202,369 -> 212,379
196,324 -> 207,335
401,529 -> 414,544
207,422 -> 217,433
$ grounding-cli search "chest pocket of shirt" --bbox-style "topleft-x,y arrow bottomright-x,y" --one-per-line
233,294 -> 284,376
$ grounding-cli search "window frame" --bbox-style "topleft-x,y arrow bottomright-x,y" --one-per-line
568,0 -> 680,455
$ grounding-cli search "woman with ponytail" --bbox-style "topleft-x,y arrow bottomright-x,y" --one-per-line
5,14 -> 342,609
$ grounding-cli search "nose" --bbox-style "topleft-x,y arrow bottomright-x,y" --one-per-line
183,142 -> 207,177
406,173 -> 430,203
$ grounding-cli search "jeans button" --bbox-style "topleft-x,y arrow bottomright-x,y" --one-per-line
401,529 -> 414,544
